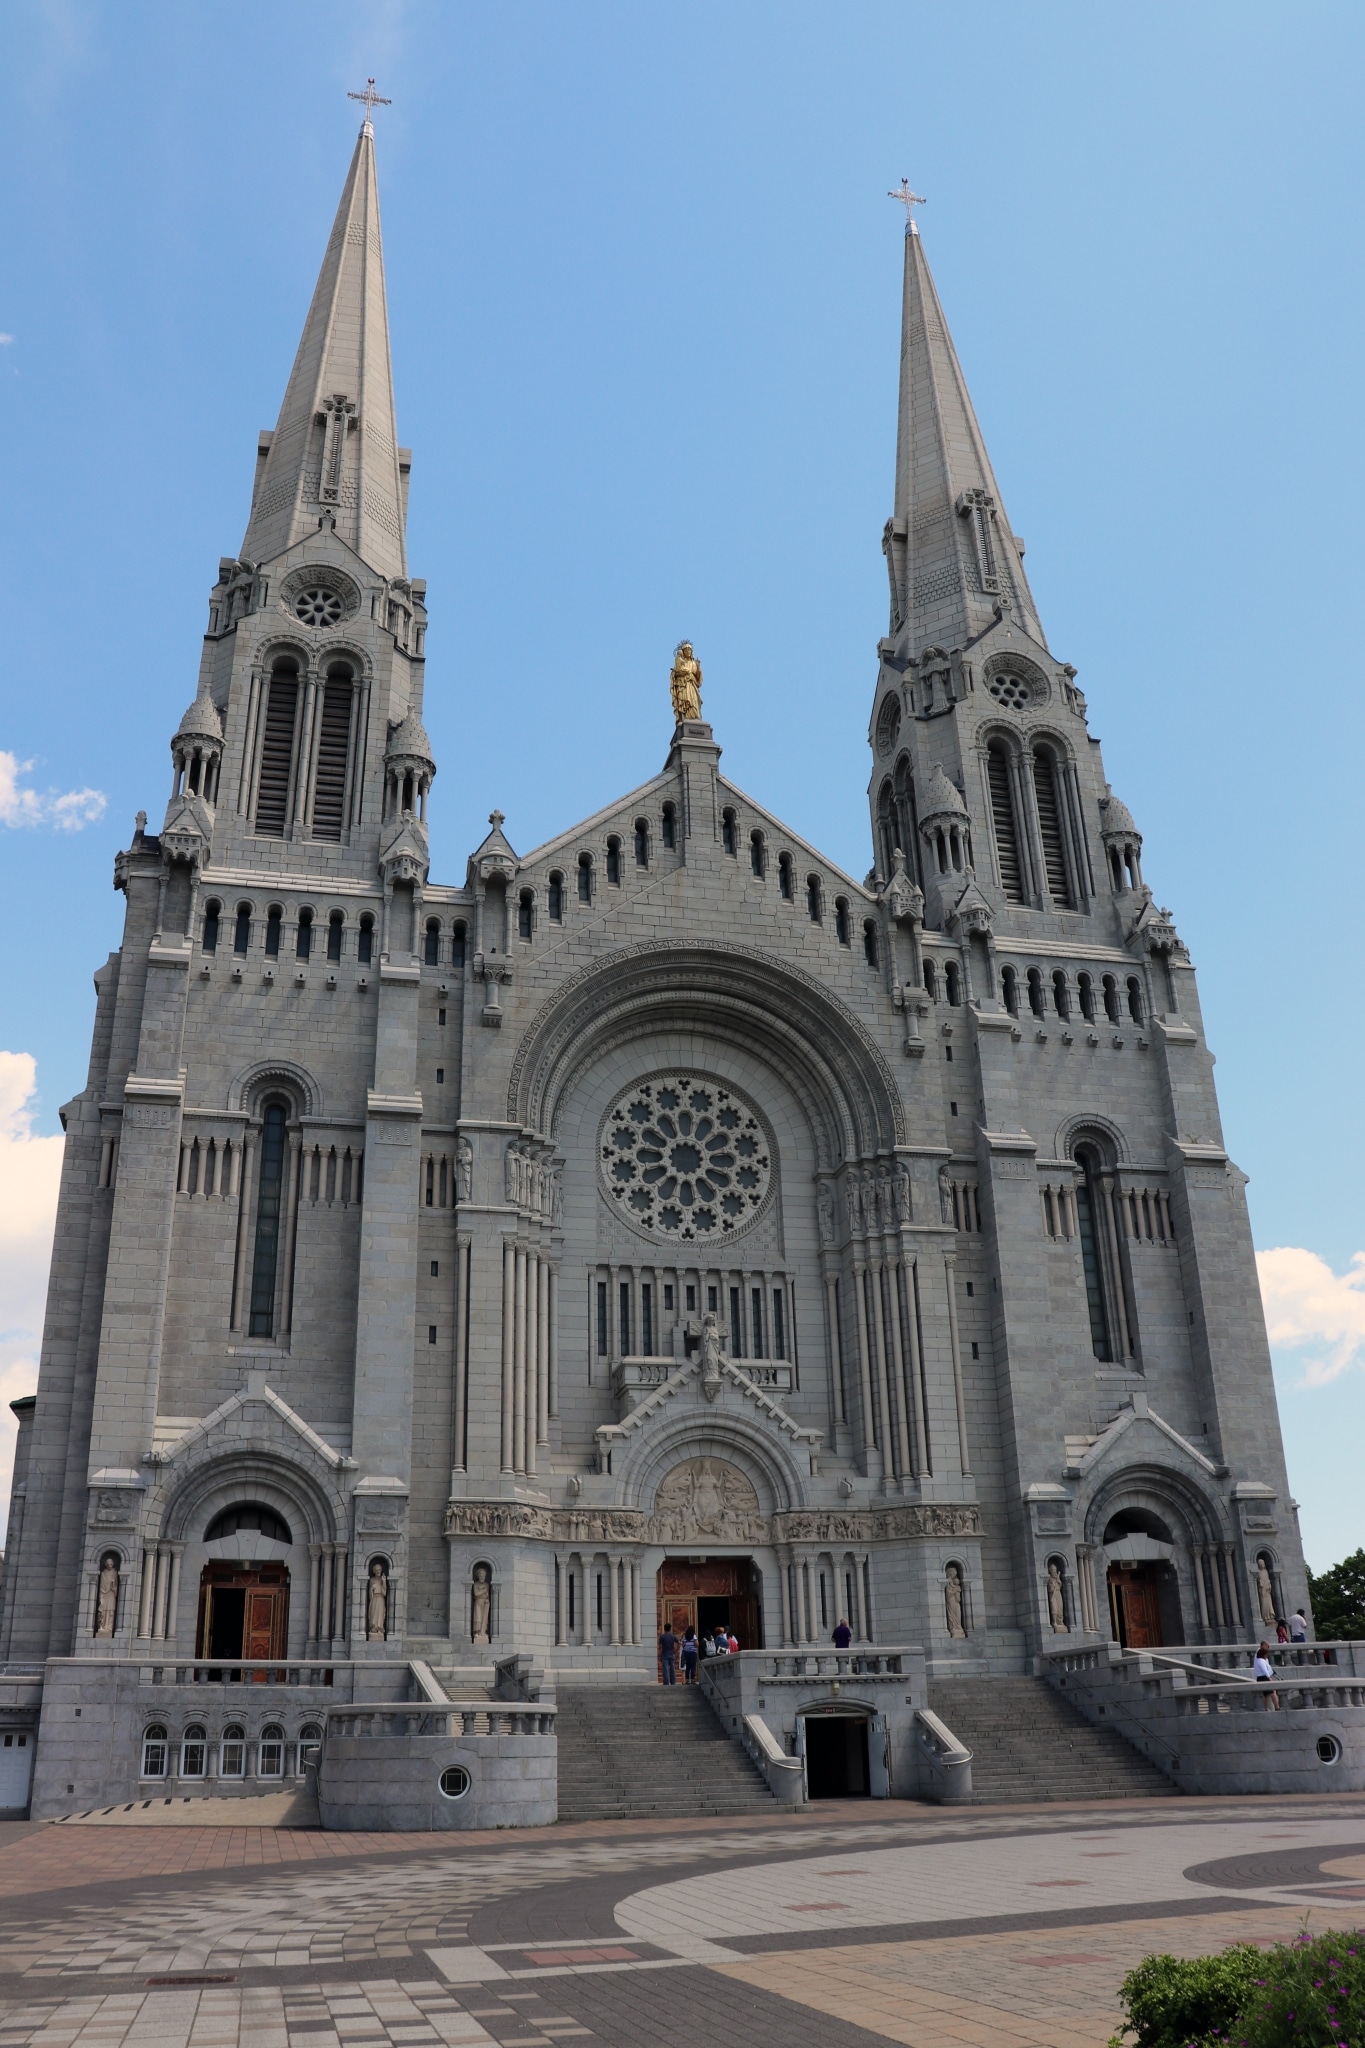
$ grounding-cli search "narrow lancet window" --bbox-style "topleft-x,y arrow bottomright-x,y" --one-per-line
249,1102 -> 289,1338
255,663 -> 300,837
1032,746 -> 1073,908
986,743 -> 1025,903
311,672 -> 353,840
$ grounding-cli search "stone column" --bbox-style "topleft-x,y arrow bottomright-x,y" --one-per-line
333,1548 -> 349,1643
453,1234 -> 470,1473
853,1552 -> 868,1643
165,1543 -> 184,1648
500,1238 -> 516,1472
320,1545 -> 335,1646
536,1257 -> 551,1447
868,1260 -> 895,1476
523,1249 -> 538,1476
513,1244 -> 528,1474
307,1545 -> 321,1648
1223,1544 -> 1244,1631
885,1257 -> 912,1479
851,1260 -> 876,1468
150,1544 -> 170,1641
779,1555 -> 793,1646
548,1265 -> 560,1419
137,1545 -> 157,1640
1192,1546 -> 1211,1631
943,1254 -> 972,1476
555,1555 -> 568,1647
859,1552 -> 874,1642
900,1257 -> 930,1477
823,1274 -> 845,1429
609,1555 -> 622,1646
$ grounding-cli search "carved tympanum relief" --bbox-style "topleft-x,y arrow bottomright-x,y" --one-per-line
654,1457 -> 760,1539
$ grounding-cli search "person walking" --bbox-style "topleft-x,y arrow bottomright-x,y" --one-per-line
681,1626 -> 699,1684
832,1618 -> 852,1649
659,1623 -> 678,1685
1252,1640 -> 1280,1710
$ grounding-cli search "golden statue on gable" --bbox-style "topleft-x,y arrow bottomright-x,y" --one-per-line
670,640 -> 703,723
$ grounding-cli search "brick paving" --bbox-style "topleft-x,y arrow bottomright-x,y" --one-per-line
0,1797 -> 1362,2045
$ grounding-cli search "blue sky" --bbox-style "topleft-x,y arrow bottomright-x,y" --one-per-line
2,1 -> 1364,1567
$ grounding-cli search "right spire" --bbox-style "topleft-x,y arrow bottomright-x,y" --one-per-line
884,205 -> 1045,654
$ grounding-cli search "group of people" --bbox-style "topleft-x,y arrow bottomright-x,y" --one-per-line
1252,1610 -> 1311,1709
658,1622 -> 741,1684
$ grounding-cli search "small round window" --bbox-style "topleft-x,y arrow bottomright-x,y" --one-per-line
987,672 -> 1032,709
1317,1735 -> 1342,1765
439,1764 -> 471,1799
294,587 -> 344,628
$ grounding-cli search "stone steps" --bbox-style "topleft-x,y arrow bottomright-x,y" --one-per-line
554,1682 -> 776,1820
928,1676 -> 1175,1804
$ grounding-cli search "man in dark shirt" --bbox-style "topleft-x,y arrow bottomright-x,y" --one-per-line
832,1618 -> 852,1649
659,1624 -> 678,1683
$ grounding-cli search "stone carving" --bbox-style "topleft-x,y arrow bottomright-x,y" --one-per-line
885,850 -> 924,924
366,1559 -> 389,1640
693,1313 -> 726,1402
92,1489 -> 140,1528
471,1563 -> 491,1644
1046,1560 -> 1069,1633
505,1138 -> 558,1221
655,1457 -> 759,1539
1256,1554 -> 1277,1629
894,1168 -> 912,1224
669,640 -> 703,722
456,1136 -> 473,1203
94,1554 -> 120,1637
357,1497 -> 403,1533
442,1498 -> 983,1546
945,1563 -> 967,1638
847,1174 -> 864,1234
816,1179 -> 835,1244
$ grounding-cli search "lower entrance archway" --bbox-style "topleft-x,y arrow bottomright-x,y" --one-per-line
803,1712 -> 870,1798
1107,1561 -> 1178,1649
657,1557 -> 760,1666
197,1563 -> 289,1663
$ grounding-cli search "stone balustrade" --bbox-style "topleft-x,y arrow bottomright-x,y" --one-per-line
326,1703 -> 556,1738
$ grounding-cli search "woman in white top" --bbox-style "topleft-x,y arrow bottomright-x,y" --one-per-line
1252,1641 -> 1280,1710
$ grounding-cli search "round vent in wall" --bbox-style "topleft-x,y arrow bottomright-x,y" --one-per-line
599,1072 -> 774,1245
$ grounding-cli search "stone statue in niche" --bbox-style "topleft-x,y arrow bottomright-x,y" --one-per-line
669,640 -> 703,723
366,1559 -> 388,1640
944,1563 -> 967,1639
456,1136 -> 473,1204
94,1554 -> 120,1637
695,1311 -> 726,1401
1046,1560 -> 1069,1633
1256,1555 -> 1277,1629
816,1179 -> 835,1245
471,1563 -> 491,1644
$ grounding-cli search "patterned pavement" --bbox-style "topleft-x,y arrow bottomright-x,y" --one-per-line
0,1797 -> 1363,2046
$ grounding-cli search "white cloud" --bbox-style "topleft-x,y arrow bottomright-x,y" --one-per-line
0,334 -> 13,347
0,1055 -> 64,1544
0,750 -> 105,831
1257,1246 -> 1365,1387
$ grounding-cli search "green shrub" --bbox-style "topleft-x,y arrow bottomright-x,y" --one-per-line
1306,1549 -> 1365,1642
1110,1932 -> 1365,2048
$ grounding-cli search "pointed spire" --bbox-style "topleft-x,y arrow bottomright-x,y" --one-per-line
242,122 -> 407,579
885,213 -> 1044,653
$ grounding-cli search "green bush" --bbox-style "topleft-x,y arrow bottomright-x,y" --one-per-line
1307,1549 -> 1365,1642
1110,1932 -> 1365,2048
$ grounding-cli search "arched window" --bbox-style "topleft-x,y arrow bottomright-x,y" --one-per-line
219,1725 -> 246,1777
1031,746 -> 1073,908
547,873 -> 563,922
233,903 -> 252,955
577,853 -> 593,902
296,908 -> 313,961
297,1722 -> 323,1775
1127,976 -> 1144,1024
1103,974 -> 1121,1024
1002,965 -> 1019,1015
661,802 -> 677,850
986,742 -> 1025,903
924,959 -> 939,1001
141,1725 -> 169,1779
258,1724 -> 285,1778
1052,970 -> 1070,1019
834,898 -> 851,944
750,829 -> 766,877
451,921 -> 467,968
778,852 -> 794,901
1073,1143 -> 1114,1361
249,1102 -> 289,1338
424,918 -> 441,965
205,1502 -> 292,1543
327,911 -> 344,962
721,808 -> 738,856
518,890 -> 534,940
893,758 -> 919,884
255,659 -> 300,837
806,875 -> 822,923
634,819 -> 649,867
606,836 -> 622,885
1027,968 -> 1045,1018
945,960 -> 961,1006
877,781 -> 896,878
1078,972 -> 1095,1022
202,900 -> 221,953
264,905 -> 283,958
358,913 -> 374,965
311,664 -> 354,841
863,920 -> 878,968
180,1725 -> 207,1778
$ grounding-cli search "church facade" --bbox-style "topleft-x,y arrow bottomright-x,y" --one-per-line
0,122 -> 1307,1803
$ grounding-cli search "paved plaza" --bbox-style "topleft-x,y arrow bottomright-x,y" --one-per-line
1,1797 -> 1365,2047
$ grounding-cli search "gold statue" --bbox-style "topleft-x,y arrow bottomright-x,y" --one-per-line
670,640 -> 703,723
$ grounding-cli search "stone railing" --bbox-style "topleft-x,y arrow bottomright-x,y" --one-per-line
145,1660 -> 345,1687
1175,1641 -> 1365,1679
1044,1640 -> 1365,1793
327,1703 -> 556,1739
914,1706 -> 974,1802
741,1712 -> 806,1803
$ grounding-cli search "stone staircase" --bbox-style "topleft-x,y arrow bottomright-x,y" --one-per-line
927,1676 -> 1176,1803
554,1681 -> 776,1821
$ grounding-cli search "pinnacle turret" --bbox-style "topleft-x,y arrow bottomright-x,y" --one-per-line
241,121 -> 408,580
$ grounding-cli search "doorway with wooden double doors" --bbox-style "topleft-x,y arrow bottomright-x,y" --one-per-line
197,1562 -> 289,1666
1107,1561 -> 1177,1649
657,1558 -> 761,1674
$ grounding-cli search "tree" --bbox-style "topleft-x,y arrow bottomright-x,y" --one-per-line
1306,1548 -> 1365,1640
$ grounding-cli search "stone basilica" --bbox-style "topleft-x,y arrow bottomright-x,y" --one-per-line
0,121 -> 1308,1815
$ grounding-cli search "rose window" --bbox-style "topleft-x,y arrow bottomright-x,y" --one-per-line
987,672 -> 1031,709
599,1073 -> 772,1243
294,587 -> 345,628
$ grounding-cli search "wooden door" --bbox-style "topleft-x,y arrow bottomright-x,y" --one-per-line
1112,1568 -> 1162,1649
244,1585 -> 286,1661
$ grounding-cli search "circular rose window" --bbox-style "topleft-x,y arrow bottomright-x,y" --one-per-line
294,587 -> 345,628
599,1073 -> 773,1243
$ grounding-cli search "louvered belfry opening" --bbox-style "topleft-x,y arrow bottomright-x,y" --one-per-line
1032,746 -> 1072,908
986,743 -> 1025,903
311,673 -> 353,840
255,666 -> 300,836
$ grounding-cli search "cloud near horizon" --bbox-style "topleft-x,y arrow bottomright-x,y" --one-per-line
1257,1246 -> 1365,1387
0,1054 -> 64,1543
0,749 -> 105,830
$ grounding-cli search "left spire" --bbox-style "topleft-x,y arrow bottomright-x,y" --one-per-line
242,101 -> 407,581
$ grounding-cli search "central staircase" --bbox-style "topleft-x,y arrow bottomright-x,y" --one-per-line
927,1676 -> 1176,1803
554,1682 -> 775,1821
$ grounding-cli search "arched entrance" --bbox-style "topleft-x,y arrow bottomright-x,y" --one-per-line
196,1502 -> 293,1662
657,1558 -> 760,1665
802,1711 -> 871,1798
1103,1507 -> 1184,1649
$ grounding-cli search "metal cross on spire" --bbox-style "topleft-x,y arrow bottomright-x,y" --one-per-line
348,78 -> 392,127
888,179 -> 927,235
